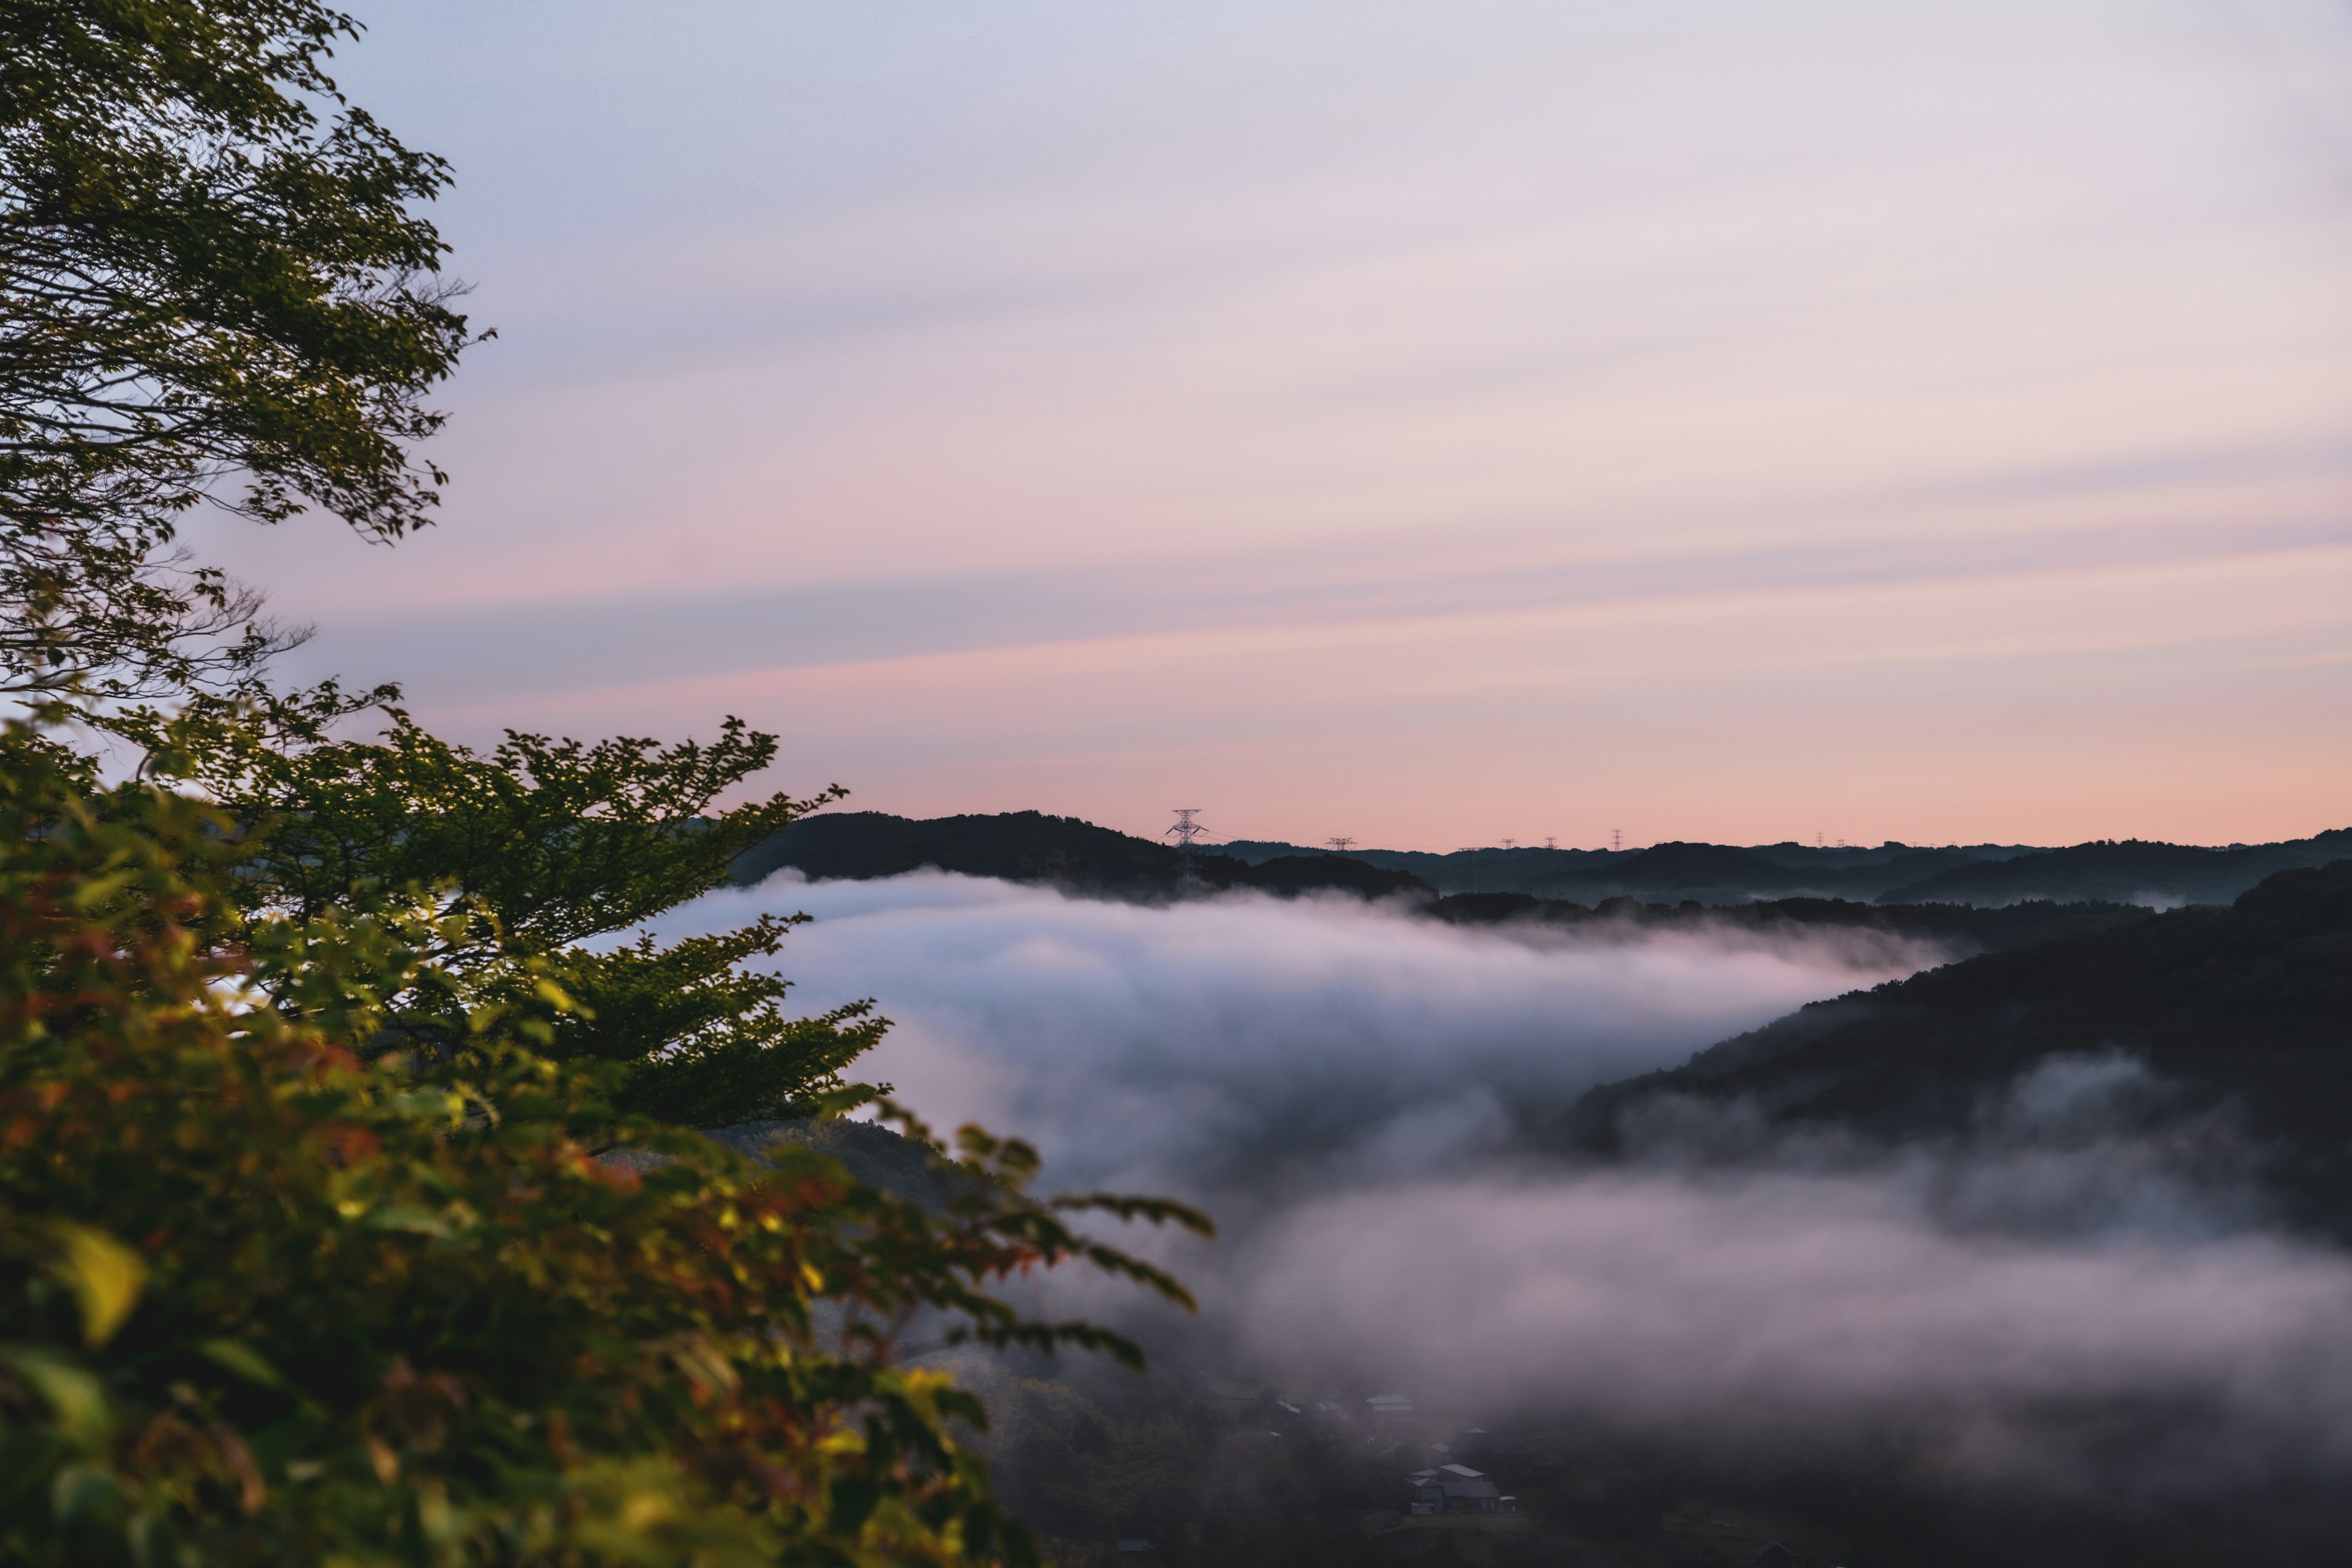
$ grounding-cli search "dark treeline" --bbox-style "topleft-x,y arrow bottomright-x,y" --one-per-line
733,809 -> 2157,956
737,809 -> 2351,910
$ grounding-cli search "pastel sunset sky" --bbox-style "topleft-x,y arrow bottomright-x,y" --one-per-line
188,0 -> 2352,850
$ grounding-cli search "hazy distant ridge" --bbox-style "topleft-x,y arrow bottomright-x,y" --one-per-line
737,811 -> 2349,908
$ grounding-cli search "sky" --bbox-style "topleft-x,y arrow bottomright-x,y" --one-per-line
187,0 -> 2352,850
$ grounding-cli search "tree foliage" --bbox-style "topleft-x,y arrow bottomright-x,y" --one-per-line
1,0 -> 475,700
0,6 -> 1218,1562
106,685 -> 880,1130
0,728 -> 1210,1564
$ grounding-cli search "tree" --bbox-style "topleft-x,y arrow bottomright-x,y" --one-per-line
0,726 -> 1209,1566
1,6 -> 1215,1561
1,0 -> 475,701
110,686 -> 883,1131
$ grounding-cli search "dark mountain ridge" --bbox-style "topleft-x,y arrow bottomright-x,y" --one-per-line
731,810 -> 2154,956
1558,859 -> 2352,1237
1879,829 -> 2352,907
740,809 -> 2350,909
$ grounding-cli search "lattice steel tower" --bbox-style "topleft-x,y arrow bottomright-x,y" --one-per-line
1167,809 -> 1208,888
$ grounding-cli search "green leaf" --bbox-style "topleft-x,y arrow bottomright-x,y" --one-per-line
48,1464 -> 119,1525
197,1338 -> 289,1390
39,1221 -> 148,1348
0,1348 -> 114,1449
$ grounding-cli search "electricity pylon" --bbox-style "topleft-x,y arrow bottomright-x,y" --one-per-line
1167,809 -> 1208,888
1326,837 -> 1357,855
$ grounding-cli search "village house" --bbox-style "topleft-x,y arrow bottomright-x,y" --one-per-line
1403,1463 -> 1515,1516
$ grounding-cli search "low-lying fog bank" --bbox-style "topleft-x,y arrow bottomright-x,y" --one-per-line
655,870 -> 2352,1498
663,869 -> 1945,1196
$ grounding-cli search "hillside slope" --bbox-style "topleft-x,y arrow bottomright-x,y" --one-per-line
1879,828 -> 2352,907
1221,831 -> 2348,904
728,810 -> 1430,900
1559,860 -> 2352,1234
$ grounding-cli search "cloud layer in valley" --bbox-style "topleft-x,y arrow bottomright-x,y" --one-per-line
662,870 -> 1940,1196
660,872 -> 2352,1489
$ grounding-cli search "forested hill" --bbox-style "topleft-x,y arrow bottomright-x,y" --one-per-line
746,811 -> 2350,908
1222,827 -> 2351,905
1557,859 -> 2352,1236
1875,828 -> 2352,907
730,810 -> 2155,954
726,810 -> 1430,900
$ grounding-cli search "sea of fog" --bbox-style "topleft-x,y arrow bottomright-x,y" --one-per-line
647,872 -> 2352,1494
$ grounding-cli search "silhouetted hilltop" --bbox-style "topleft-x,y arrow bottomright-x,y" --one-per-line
1879,828 -> 2352,907
731,810 -> 2157,956
1602,841 -> 1789,886
1559,859 -> 2352,1235
729,810 -> 1428,901
729,809 -> 1193,892
1245,854 -> 1428,899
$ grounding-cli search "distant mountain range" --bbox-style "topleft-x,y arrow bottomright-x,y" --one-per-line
737,809 -> 2350,910
1225,830 -> 2352,906
1557,859 -> 2352,1238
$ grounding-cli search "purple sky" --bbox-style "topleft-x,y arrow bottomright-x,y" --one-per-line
193,0 -> 2352,849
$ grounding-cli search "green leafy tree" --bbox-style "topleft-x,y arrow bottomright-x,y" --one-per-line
0,727 -> 1210,1564
111,685 -> 880,1131
1,6 -> 1216,1562
2,0 -> 476,701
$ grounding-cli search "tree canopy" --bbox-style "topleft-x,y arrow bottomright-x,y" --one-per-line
2,0 -> 474,701
0,731 -> 1207,1565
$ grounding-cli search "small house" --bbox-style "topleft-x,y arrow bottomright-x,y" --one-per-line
1403,1463 -> 1506,1515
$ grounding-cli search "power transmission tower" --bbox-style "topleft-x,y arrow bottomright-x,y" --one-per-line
1326,836 -> 1357,855
1166,809 -> 1208,888
1611,827 -> 1623,853
1544,836 -> 1557,850
1500,838 -> 1517,851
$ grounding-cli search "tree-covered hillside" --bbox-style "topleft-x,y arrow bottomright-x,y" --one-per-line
1187,830 -> 2351,905
731,812 -> 2152,955
1559,860 -> 2352,1235
1877,829 -> 2352,907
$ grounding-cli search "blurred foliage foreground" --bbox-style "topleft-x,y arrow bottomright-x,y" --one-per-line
1,1 -> 1205,1559
0,726 -> 1207,1566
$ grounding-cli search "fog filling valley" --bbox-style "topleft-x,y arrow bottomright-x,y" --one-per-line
655,872 -> 2352,1493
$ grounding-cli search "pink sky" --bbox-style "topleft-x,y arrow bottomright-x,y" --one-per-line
194,0 -> 2351,850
